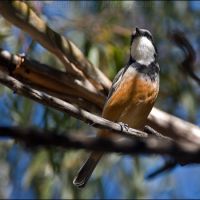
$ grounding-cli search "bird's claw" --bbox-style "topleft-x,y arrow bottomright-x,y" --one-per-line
118,122 -> 129,132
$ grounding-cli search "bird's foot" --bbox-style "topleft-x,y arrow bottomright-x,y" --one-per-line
118,122 -> 129,132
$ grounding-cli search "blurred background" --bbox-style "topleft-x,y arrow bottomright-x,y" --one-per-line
0,1 -> 200,199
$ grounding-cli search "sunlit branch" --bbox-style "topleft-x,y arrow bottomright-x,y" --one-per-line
0,71 -> 147,138
0,48 -> 104,111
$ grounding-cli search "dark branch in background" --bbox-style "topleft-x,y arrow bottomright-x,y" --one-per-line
145,160 -> 177,179
1,126 -> 200,165
169,30 -> 200,85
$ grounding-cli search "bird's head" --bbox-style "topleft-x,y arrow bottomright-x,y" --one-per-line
130,27 -> 157,65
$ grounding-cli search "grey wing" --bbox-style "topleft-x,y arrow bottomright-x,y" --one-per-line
106,67 -> 126,101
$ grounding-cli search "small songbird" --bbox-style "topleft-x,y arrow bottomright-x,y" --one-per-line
73,27 -> 160,188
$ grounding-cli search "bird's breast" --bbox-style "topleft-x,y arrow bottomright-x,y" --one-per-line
102,68 -> 159,130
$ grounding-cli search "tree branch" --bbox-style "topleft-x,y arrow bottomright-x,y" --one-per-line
1,126 -> 200,165
0,0 -> 111,92
145,160 -> 177,179
0,49 -> 105,110
0,48 -> 199,146
0,71 -> 147,138
169,29 -> 200,85
148,108 -> 200,145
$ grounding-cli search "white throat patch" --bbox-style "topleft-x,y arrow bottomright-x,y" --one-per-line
131,36 -> 155,65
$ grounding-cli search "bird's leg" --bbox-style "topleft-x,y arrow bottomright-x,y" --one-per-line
118,122 -> 129,132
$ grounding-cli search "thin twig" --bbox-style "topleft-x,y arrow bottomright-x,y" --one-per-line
145,160 -> 177,180
144,125 -> 172,141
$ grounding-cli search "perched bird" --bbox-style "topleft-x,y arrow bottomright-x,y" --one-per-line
73,27 -> 160,188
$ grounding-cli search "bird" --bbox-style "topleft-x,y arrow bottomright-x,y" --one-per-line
73,27 -> 160,188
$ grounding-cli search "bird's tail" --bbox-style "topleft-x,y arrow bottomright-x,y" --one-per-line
73,151 -> 103,188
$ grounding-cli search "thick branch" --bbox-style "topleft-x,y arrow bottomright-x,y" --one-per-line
1,126 -> 200,164
0,1 -> 111,91
148,108 -> 200,145
0,49 -> 105,110
0,71 -> 147,138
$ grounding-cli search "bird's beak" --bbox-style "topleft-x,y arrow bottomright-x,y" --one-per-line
135,27 -> 140,35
